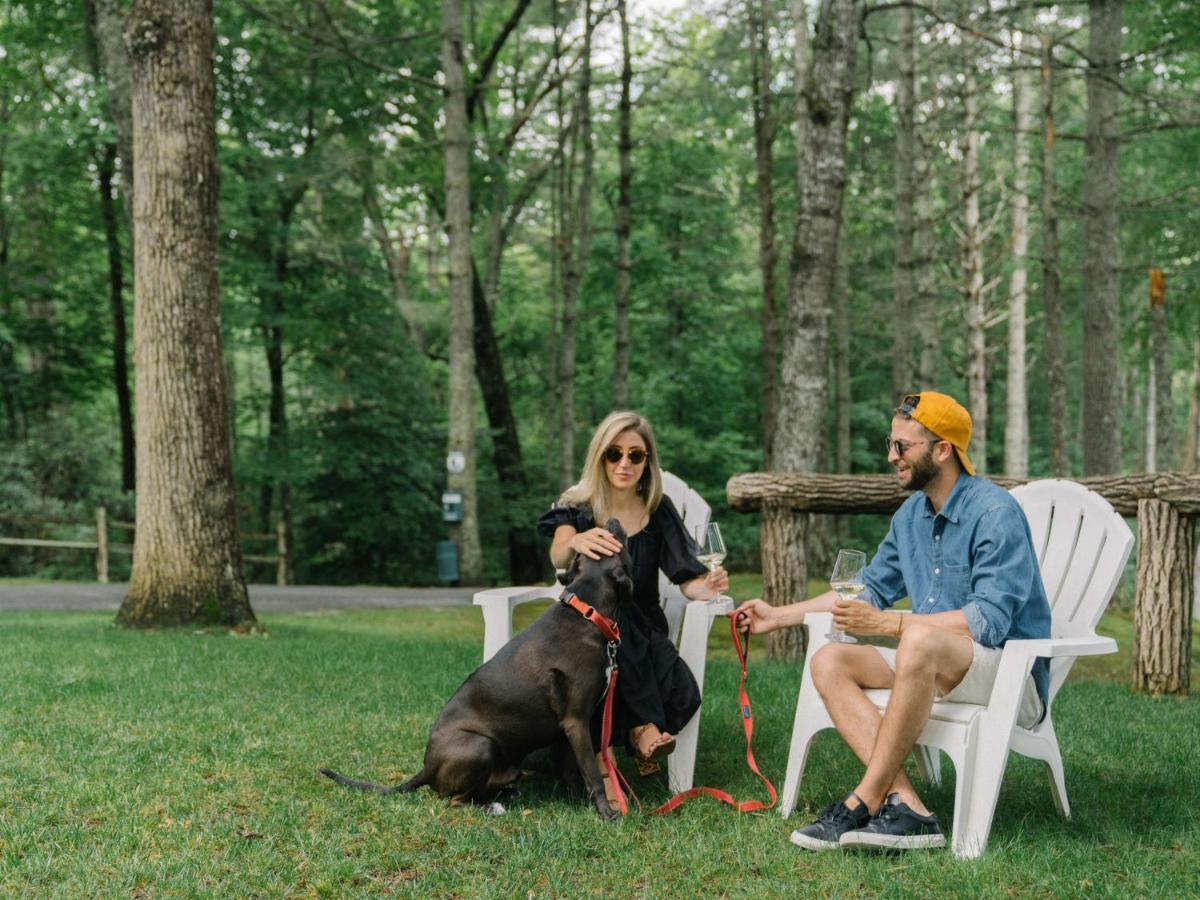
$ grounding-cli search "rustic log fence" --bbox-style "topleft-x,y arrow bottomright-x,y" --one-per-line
0,510 -> 288,585
728,472 -> 1195,696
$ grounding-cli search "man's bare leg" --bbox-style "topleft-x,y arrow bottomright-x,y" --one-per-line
851,622 -> 973,814
810,642 -> 921,811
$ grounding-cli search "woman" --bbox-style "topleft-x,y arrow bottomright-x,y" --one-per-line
537,411 -> 728,792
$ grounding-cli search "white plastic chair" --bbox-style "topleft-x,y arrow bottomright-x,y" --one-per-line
778,478 -> 1134,858
472,470 -> 733,793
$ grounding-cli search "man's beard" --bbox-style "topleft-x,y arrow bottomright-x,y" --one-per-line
903,446 -> 939,492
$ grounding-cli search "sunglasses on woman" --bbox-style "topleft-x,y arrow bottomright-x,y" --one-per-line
604,446 -> 648,465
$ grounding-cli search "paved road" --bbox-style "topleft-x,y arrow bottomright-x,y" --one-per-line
0,582 -> 480,612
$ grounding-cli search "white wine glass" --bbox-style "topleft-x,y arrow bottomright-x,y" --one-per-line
697,522 -> 726,596
828,548 -> 867,644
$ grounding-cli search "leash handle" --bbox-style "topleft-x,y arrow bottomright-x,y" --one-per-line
650,613 -> 776,816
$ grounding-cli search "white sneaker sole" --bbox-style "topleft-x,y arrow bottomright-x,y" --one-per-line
790,830 -> 842,851
840,831 -> 946,850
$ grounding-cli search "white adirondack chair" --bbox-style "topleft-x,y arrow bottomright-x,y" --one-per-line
472,470 -> 733,793
778,478 -> 1134,859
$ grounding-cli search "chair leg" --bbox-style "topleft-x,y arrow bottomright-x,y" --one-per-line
913,744 -> 941,786
669,602 -> 721,794
780,680 -> 833,819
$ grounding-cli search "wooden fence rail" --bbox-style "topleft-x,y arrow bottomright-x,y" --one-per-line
727,472 -> 1194,696
0,509 -> 288,585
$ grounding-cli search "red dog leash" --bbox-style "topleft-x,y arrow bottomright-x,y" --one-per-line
649,613 -> 776,815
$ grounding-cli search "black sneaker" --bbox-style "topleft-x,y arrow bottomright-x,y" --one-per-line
789,794 -> 872,851
839,793 -> 946,850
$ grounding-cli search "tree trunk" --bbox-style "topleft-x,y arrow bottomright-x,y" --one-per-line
363,170 -> 423,352
118,0 -> 253,627
1186,334 -> 1200,474
472,261 -> 543,584
1040,33 -> 1068,477
891,0 -> 915,404
612,0 -> 633,410
1004,32 -> 1033,478
1146,355 -> 1157,473
557,0 -> 595,490
750,0 -> 779,466
770,0 -> 861,660
1133,499 -> 1192,695
1149,270 -> 1172,469
1082,0 -> 1123,475
961,54 -> 988,474
914,126 -> 938,386
834,225 -> 850,476
441,0 -> 483,583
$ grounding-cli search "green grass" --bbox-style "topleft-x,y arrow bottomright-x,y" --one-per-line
1,607 -> 1198,898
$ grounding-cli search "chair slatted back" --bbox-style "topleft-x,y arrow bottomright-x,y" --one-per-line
1010,479 -> 1134,697
659,470 -> 711,644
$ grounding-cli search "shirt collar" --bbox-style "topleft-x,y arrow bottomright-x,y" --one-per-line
921,472 -> 971,523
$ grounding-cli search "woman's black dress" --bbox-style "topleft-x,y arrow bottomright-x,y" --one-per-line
536,496 -> 708,748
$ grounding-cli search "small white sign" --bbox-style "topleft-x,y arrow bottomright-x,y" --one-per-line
446,451 -> 466,474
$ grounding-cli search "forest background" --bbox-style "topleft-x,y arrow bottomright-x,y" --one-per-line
1,0 -> 1197,590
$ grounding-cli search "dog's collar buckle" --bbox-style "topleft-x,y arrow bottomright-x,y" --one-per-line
558,589 -> 621,646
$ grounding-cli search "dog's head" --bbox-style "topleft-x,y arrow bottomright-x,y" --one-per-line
560,518 -> 634,615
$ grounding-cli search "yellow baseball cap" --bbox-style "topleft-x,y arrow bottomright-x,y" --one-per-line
897,391 -> 975,476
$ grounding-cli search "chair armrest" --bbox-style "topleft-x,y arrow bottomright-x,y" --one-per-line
472,585 -> 559,608
473,584 -> 560,662
1000,635 -> 1118,660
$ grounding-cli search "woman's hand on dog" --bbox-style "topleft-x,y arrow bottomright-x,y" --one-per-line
570,527 -> 624,560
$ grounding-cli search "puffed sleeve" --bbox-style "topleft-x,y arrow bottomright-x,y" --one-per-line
536,504 -> 594,538
655,495 -> 708,585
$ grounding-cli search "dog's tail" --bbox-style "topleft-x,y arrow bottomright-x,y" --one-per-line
319,767 -> 427,795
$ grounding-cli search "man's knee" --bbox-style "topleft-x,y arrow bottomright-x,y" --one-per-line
811,644 -> 873,697
894,620 -> 955,674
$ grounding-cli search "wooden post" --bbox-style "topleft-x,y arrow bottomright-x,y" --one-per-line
95,506 -> 109,584
1133,499 -> 1192,695
760,502 -> 808,661
276,518 -> 288,586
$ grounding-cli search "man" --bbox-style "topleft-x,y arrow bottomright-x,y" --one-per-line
735,391 -> 1050,851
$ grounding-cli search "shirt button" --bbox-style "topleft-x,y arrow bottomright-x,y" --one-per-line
927,598 -> 934,604
934,567 -> 940,574
935,535 -> 940,541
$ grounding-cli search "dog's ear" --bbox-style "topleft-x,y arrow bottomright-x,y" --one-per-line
604,517 -> 628,544
558,551 -> 583,586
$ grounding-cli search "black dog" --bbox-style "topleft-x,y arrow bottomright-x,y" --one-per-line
321,518 -> 632,820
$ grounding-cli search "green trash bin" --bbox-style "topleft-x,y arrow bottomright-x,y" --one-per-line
436,540 -> 459,583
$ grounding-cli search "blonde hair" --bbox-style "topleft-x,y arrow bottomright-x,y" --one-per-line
559,411 -> 663,523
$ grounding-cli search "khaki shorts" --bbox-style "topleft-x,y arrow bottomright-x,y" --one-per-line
874,639 -> 1043,729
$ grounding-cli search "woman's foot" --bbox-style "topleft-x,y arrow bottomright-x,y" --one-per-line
629,723 -> 676,774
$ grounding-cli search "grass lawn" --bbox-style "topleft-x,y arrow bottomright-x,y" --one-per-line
1,599 -> 1198,897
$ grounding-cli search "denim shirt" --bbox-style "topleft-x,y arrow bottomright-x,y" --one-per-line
861,474 -> 1052,710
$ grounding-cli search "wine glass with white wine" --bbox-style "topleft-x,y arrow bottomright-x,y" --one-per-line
696,522 -> 726,596
828,548 -> 867,644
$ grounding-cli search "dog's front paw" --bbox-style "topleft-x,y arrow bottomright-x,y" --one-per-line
595,799 -> 621,822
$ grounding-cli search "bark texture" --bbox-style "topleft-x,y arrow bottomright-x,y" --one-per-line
1004,32 -> 1032,478
769,0 -> 861,660
442,0 -> 483,583
1148,271 -> 1172,470
1040,34 -> 1067,477
1082,0 -> 1123,475
612,0 -> 632,410
1133,499 -> 1192,695
891,1 -> 915,404
118,0 -> 253,628
961,56 -> 988,474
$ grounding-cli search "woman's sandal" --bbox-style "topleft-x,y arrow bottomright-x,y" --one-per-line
630,724 -> 676,775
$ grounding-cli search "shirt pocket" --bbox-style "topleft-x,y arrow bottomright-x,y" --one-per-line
942,564 -> 971,602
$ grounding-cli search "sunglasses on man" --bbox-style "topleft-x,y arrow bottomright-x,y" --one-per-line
604,446 -> 648,465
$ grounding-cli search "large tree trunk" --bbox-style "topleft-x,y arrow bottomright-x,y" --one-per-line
769,0 -> 861,660
891,0 -> 915,404
441,0 -> 483,583
612,0 -> 633,410
1133,499 -> 1192,695
1040,33 -> 1068,477
557,0 -> 595,490
1082,0 -> 1123,475
118,0 -> 253,628
962,54 -> 988,474
750,0 -> 779,466
1004,31 -> 1033,478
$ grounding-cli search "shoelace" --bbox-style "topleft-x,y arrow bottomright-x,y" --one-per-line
869,798 -> 903,826
817,801 -> 856,827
